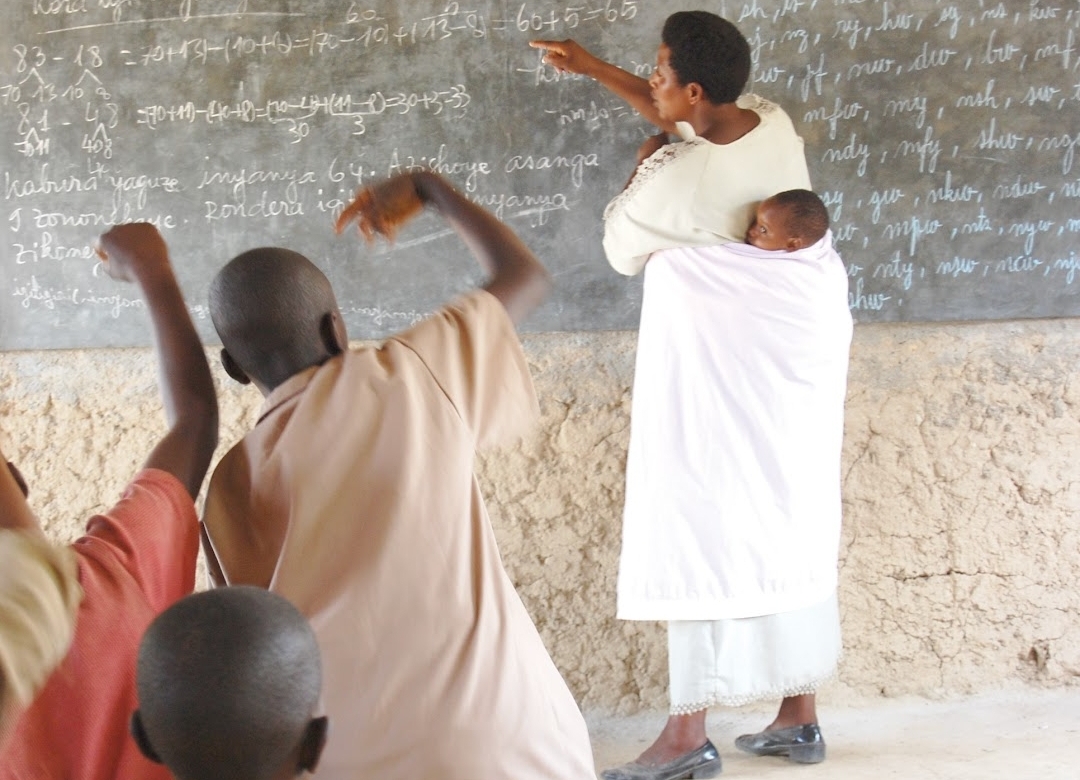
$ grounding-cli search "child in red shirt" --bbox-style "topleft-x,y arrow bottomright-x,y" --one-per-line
0,224 -> 218,780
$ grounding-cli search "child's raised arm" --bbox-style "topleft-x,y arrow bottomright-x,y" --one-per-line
335,171 -> 551,326
95,224 -> 218,499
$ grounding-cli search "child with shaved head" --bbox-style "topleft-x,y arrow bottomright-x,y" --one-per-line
200,171 -> 595,779
132,586 -> 326,780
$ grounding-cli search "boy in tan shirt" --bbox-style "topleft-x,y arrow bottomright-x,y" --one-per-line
201,171 -> 595,779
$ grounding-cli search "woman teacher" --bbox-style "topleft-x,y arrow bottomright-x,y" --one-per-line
534,12 -> 847,780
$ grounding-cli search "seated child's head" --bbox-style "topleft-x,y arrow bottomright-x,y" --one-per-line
209,248 -> 348,393
745,189 -> 830,252
131,586 -> 327,780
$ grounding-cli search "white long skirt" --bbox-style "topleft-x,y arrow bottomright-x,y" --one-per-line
667,593 -> 841,714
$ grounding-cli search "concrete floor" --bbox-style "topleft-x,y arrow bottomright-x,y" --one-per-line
586,687 -> 1080,779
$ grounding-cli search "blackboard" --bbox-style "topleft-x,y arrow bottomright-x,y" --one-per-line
2,0 -> 1079,349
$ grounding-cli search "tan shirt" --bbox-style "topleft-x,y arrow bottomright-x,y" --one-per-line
203,290 -> 594,780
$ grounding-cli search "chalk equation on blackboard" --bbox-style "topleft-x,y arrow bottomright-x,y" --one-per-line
2,0 -> 1080,349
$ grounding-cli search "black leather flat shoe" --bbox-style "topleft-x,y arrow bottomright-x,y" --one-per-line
734,723 -> 825,764
600,739 -> 723,780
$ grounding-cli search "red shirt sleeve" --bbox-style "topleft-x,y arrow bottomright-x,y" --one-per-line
73,469 -> 199,612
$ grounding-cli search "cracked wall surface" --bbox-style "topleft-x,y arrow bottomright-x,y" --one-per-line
1,319 -> 1078,714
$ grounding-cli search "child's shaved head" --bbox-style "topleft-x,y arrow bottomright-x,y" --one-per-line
132,586 -> 326,780
209,248 -> 346,392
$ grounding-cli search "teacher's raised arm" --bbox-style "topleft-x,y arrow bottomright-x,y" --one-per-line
529,38 -> 668,132
542,12 -> 811,277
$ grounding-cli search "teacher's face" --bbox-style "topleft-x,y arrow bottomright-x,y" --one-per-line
648,44 -> 692,123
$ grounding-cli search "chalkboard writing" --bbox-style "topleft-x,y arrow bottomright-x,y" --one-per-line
2,1 -> 1079,348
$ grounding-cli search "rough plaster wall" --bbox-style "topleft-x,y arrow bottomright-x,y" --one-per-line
1,320 -> 1078,715
838,321 -> 1080,701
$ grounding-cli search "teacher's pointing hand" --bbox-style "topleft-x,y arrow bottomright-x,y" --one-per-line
529,39 -> 601,76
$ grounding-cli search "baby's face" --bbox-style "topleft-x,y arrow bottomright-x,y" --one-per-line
745,200 -> 792,251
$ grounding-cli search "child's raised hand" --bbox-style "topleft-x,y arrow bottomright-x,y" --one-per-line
334,174 -> 424,243
95,223 -> 170,284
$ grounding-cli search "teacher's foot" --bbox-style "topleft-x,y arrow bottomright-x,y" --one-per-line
600,740 -> 722,780
734,723 -> 825,764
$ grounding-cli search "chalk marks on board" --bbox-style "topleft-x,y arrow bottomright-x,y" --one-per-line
134,86 -> 472,141
2,1 -> 1080,350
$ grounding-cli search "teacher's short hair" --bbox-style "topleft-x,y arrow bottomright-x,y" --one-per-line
662,12 -> 751,105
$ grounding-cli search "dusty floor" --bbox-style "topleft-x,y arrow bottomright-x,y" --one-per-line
586,687 -> 1080,779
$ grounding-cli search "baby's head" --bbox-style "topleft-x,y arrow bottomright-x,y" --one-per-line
132,586 -> 327,780
745,189 -> 830,252
209,248 -> 348,394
